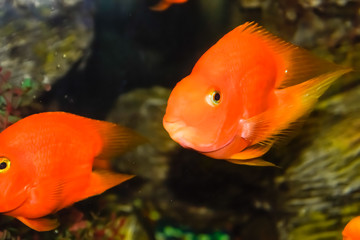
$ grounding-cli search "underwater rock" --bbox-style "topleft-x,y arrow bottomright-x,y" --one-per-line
107,86 -> 177,182
238,0 -> 264,8
274,81 -> 360,240
0,0 -> 94,106
249,0 -> 358,49
298,0 -> 351,8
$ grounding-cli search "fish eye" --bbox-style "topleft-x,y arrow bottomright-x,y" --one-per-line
0,157 -> 10,173
207,90 -> 221,106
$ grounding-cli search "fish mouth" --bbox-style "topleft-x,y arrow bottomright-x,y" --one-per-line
0,195 -> 27,214
163,119 -> 194,149
163,118 -> 235,153
0,183 -> 30,214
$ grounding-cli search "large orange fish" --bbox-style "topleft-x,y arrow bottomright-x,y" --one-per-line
0,112 -> 143,231
150,0 -> 188,11
343,216 -> 360,240
163,22 -> 352,166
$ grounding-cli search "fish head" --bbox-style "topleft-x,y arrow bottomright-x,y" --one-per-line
163,73 -> 241,155
0,137 -> 34,214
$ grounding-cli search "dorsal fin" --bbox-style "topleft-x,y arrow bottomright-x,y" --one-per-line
236,22 -> 353,89
279,47 -> 349,89
92,121 -> 146,160
86,120 -> 146,169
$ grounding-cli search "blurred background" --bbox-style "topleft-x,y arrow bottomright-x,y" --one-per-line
0,0 -> 359,239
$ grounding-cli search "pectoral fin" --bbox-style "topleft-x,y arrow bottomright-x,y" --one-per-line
228,143 -> 277,167
17,216 -> 59,232
230,141 -> 273,160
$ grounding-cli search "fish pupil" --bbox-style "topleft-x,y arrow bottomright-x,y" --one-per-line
0,162 -> 7,169
214,92 -> 220,101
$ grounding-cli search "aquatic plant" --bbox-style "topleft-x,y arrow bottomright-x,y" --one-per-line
0,67 -> 32,130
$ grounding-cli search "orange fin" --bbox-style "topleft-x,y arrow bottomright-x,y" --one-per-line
290,69 -> 353,108
227,158 -> 277,167
150,0 -> 187,11
273,68 -> 352,137
237,69 -> 351,155
83,170 -> 134,199
16,216 -> 59,232
237,22 -> 353,89
150,2 -> 172,11
230,142 -> 273,160
238,111 -> 276,146
278,48 -> 352,89
92,121 -> 146,169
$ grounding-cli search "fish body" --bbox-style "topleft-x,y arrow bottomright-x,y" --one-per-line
0,112 -> 142,231
150,0 -> 187,11
343,216 -> 360,240
163,22 -> 352,166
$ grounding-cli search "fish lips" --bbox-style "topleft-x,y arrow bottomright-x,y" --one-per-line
0,190 -> 28,214
163,119 -> 194,149
163,118 -> 236,154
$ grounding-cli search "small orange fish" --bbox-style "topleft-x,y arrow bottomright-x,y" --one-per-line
150,0 -> 188,11
0,112 -> 143,231
163,22 -> 352,166
343,216 -> 360,240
